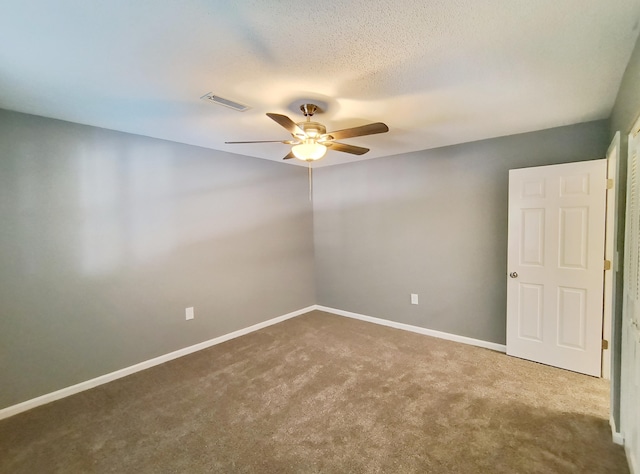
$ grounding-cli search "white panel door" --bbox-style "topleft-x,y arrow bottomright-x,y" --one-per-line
507,160 -> 607,376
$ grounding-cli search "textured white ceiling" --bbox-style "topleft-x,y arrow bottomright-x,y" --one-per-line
0,0 -> 639,166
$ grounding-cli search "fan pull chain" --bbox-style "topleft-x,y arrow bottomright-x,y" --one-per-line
308,161 -> 313,201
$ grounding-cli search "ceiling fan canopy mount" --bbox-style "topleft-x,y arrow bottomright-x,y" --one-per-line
300,103 -> 320,117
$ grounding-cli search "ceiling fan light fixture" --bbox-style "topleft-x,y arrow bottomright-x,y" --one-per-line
225,103 -> 389,163
292,139 -> 327,161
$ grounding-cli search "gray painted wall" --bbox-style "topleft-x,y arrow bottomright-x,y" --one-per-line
313,121 -> 609,344
609,30 -> 640,433
611,31 -> 640,137
0,109 -> 315,409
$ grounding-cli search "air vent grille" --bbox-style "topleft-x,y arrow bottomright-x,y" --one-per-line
200,93 -> 249,112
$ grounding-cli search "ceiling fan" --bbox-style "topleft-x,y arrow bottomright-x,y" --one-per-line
225,104 -> 389,162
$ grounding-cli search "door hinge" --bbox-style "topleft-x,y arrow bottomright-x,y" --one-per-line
602,339 -> 609,350
607,178 -> 614,190
604,260 -> 612,271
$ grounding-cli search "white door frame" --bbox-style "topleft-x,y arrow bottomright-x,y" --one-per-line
603,131 -> 621,380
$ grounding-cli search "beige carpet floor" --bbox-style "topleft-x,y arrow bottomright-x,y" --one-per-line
0,310 -> 628,473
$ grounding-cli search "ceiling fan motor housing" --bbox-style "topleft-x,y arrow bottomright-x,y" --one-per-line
296,121 -> 326,140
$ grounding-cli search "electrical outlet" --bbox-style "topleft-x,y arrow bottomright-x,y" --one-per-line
185,307 -> 194,320
411,294 -> 419,305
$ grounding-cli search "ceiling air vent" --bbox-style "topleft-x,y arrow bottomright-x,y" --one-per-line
200,93 -> 250,112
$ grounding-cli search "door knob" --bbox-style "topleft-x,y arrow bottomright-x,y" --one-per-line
509,272 -> 518,278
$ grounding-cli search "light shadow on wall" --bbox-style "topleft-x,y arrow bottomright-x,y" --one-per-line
69,134 -> 310,276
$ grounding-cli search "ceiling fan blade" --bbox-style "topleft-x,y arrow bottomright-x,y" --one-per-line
225,140 -> 295,144
266,113 -> 306,137
327,142 -> 370,155
324,122 -> 389,141
283,151 -> 296,160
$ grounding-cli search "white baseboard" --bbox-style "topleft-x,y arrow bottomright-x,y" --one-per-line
314,305 -> 507,353
0,305 -> 528,421
0,306 -> 315,421
609,416 -> 624,446
610,416 -> 625,446
627,444 -> 637,474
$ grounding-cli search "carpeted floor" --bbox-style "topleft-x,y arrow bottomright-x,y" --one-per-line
0,310 -> 629,473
